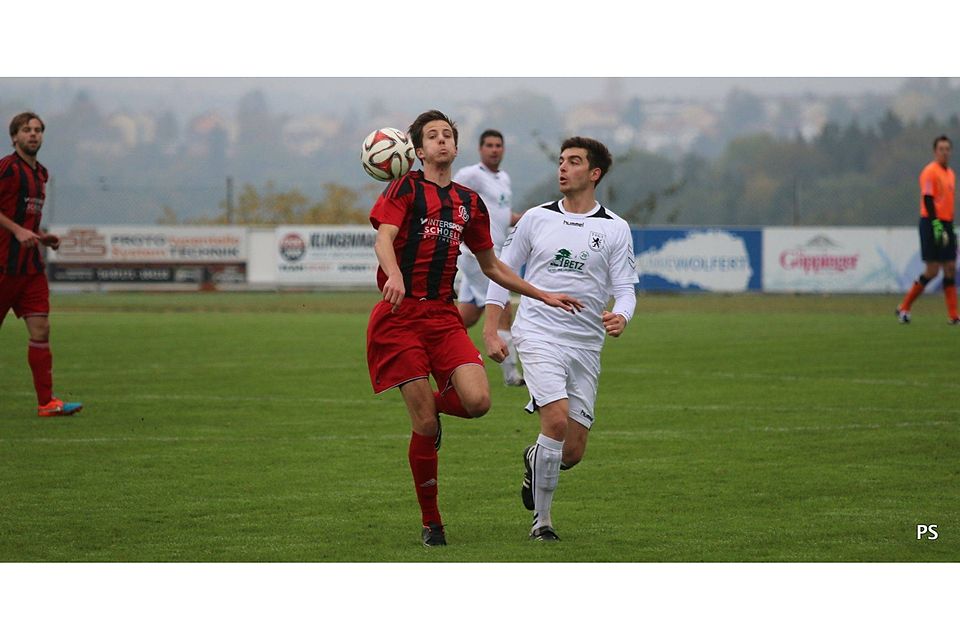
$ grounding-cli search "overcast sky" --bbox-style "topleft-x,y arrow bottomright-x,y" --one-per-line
0,77 -> 913,119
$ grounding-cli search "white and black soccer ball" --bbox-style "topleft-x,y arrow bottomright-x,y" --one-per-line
360,127 -> 416,182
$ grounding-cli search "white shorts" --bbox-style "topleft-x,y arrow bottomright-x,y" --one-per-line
456,252 -> 491,306
514,338 -> 600,429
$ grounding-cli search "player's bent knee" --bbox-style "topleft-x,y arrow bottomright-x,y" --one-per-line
412,414 -> 441,437
463,393 -> 491,418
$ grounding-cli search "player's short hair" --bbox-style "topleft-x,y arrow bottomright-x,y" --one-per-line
9,112 -> 44,139
933,135 -> 952,150
479,129 -> 503,146
409,109 -> 458,150
561,136 -> 613,185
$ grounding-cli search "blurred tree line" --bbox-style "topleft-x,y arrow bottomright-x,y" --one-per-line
522,109 -> 959,227
155,108 -> 957,228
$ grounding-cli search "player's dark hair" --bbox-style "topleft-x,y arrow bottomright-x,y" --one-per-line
561,136 -> 613,185
408,109 -> 458,150
479,129 -> 503,146
933,135 -> 952,150
9,112 -> 44,139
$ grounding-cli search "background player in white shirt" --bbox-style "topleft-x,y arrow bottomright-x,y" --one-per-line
454,130 -> 525,386
484,136 -> 639,541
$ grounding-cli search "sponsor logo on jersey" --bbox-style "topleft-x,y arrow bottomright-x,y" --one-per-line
420,217 -> 464,245
563,220 -> 584,227
548,248 -> 587,273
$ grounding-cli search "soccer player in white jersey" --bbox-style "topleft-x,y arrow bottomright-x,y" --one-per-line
454,130 -> 525,386
483,137 -> 638,541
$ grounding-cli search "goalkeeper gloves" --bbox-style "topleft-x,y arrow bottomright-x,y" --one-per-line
932,219 -> 952,247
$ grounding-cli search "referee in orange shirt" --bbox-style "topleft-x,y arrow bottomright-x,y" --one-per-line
897,135 -> 959,324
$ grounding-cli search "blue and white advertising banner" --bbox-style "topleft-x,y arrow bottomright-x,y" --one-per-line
633,227 -> 762,292
275,225 -> 378,286
762,227 -> 936,293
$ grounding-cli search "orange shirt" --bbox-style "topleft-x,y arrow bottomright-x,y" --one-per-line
919,161 -> 956,222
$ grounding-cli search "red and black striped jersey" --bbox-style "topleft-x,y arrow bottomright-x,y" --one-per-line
370,170 -> 494,301
0,152 -> 48,275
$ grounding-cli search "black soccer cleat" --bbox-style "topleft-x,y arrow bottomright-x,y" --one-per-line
529,526 -> 560,542
422,523 -> 447,547
895,308 -> 910,324
949,317 -> 960,325
521,445 -> 535,511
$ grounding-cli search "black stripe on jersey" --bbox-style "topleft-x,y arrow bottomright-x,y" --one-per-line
588,206 -> 612,219
543,201 -> 562,214
385,172 -> 414,200
400,180 -> 426,295
426,185 -> 455,299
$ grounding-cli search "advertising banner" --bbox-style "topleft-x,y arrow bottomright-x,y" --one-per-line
762,227 -> 940,293
46,226 -> 247,283
275,226 -> 378,286
633,227 -> 762,292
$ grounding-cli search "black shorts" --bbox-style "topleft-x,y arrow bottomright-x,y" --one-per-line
919,217 -> 959,263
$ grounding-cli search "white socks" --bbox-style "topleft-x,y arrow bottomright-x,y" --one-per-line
532,433 -> 563,531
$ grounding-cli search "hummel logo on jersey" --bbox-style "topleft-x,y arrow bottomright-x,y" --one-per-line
548,248 -> 586,273
563,220 -> 584,227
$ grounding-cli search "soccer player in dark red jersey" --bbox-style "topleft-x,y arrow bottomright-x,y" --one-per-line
0,112 -> 82,417
366,109 -> 582,546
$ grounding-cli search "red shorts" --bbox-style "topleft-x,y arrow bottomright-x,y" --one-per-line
366,297 -> 483,394
0,273 -> 50,325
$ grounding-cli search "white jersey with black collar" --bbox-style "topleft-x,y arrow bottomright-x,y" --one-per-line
486,199 -> 638,351
453,163 -> 513,252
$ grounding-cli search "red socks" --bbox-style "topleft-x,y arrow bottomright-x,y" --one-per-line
28,341 -> 53,405
408,431 -> 441,526
434,388 -> 472,419
900,281 -> 925,312
945,282 -> 958,319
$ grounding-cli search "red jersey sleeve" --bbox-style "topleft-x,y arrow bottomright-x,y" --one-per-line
369,175 -> 414,229
462,193 -> 494,254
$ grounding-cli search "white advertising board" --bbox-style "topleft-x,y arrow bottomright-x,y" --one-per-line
763,227 -> 938,293
47,226 -> 247,263
275,225 -> 378,286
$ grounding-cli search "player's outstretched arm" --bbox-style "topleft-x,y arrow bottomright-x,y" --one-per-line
475,248 -> 583,313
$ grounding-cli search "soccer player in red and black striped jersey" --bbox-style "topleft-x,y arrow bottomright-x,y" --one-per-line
366,109 -> 582,546
0,112 -> 82,417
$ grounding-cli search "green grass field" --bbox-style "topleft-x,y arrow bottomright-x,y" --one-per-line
0,291 -> 957,562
